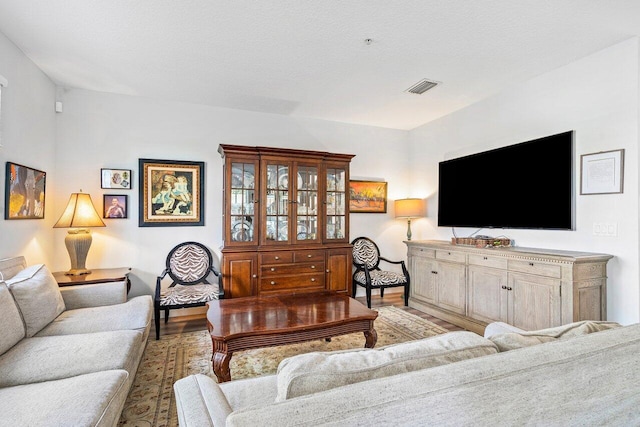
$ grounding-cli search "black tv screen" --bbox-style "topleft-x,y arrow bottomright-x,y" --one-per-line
438,131 -> 574,230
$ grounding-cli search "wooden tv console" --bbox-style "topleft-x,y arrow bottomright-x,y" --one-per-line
405,240 -> 613,334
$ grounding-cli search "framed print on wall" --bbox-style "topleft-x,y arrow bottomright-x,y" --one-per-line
103,194 -> 128,219
349,180 -> 388,213
4,162 -> 46,219
101,168 -> 132,189
138,158 -> 205,227
580,149 -> 625,195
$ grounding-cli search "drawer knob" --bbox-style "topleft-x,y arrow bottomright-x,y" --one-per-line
431,271 -> 438,275
311,265 -> 315,269
275,256 -> 280,260
270,281 -> 276,285
483,257 -> 488,260
252,274 -> 257,278
311,278 -> 316,282
529,262 -> 534,266
326,269 -> 330,273
307,254 -> 312,258
270,267 -> 275,271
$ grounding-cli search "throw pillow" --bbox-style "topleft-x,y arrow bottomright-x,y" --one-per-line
488,320 -> 622,351
275,331 -> 498,401
6,264 -> 65,337
0,283 -> 26,355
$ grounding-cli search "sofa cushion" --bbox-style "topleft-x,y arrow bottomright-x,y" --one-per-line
36,295 -> 152,336
0,256 -> 27,281
0,283 -> 25,356
275,331 -> 498,401
488,320 -> 622,351
6,264 -> 65,337
0,330 -> 142,387
174,374 -> 233,427
0,370 -> 129,427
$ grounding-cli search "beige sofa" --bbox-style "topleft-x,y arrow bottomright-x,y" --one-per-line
0,256 -> 152,427
174,319 -> 636,426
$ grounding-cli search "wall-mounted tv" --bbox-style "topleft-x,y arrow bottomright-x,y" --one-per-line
438,131 -> 574,230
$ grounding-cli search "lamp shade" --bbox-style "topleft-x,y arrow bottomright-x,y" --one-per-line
54,193 -> 105,228
394,198 -> 425,218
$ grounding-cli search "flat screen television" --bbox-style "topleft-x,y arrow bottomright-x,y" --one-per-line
438,131 -> 574,230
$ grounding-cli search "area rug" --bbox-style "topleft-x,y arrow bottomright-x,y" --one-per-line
118,306 -> 448,427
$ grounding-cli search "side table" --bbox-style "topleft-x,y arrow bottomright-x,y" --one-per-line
53,267 -> 132,294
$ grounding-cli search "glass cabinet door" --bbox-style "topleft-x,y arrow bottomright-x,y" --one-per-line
265,162 -> 289,242
229,162 -> 256,243
326,167 -> 347,240
295,165 -> 319,242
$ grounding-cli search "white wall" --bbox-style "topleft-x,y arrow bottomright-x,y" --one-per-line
53,89 -> 410,300
0,32 -> 57,263
408,38 -> 640,324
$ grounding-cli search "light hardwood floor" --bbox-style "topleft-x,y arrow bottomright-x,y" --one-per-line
156,292 -> 465,337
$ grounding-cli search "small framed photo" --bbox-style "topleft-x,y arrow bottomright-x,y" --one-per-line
101,169 -> 132,189
138,158 -> 205,227
103,194 -> 128,219
580,149 -> 625,195
349,180 -> 388,213
5,162 -> 46,219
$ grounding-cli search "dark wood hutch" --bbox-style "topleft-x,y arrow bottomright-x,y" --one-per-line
218,144 -> 355,298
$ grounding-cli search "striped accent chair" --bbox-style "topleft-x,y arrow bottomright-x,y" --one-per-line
351,236 -> 410,308
154,241 -> 223,339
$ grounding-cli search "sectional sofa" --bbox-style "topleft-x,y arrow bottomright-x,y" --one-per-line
175,319 -> 639,426
0,256 -> 152,427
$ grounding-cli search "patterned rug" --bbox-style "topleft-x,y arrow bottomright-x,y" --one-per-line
118,306 -> 447,427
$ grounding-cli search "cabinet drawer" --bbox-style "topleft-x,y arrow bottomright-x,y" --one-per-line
260,251 -> 294,264
468,254 -> 508,270
294,250 -> 325,263
261,262 -> 325,277
409,247 -> 435,258
260,273 -> 325,291
435,250 -> 466,263
508,260 -> 562,278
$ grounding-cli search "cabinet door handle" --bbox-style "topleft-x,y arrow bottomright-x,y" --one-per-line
431,271 -> 438,274
252,274 -> 257,278
483,257 -> 488,260
326,269 -> 330,273
501,285 -> 507,289
507,287 -> 513,291
529,262 -> 534,266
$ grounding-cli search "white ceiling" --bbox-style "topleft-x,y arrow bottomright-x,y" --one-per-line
1,1 -> 639,130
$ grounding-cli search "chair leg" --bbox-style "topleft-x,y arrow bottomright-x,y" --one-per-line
164,308 -> 170,324
154,307 -> 161,340
365,287 -> 372,308
352,280 -> 358,298
404,284 -> 409,306
380,287 -> 385,299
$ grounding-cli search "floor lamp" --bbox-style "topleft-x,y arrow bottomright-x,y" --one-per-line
53,192 -> 105,275
395,198 -> 425,241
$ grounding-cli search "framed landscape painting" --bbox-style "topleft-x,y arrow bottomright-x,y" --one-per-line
138,158 -> 204,227
349,180 -> 387,213
4,162 -> 46,219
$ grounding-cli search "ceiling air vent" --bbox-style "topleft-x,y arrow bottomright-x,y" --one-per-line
405,79 -> 439,95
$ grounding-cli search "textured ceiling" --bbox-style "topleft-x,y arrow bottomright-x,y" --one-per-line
0,1 -> 639,130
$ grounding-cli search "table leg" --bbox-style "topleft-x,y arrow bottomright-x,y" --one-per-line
364,327 -> 377,348
211,340 -> 233,383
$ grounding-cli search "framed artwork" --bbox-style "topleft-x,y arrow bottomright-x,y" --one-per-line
101,168 -> 132,189
349,180 -> 388,213
4,162 -> 46,219
103,194 -> 128,219
580,149 -> 625,195
138,158 -> 205,227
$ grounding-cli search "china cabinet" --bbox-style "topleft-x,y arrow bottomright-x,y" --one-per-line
218,145 -> 354,298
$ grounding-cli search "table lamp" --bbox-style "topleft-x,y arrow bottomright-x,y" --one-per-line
395,198 -> 425,241
53,192 -> 105,275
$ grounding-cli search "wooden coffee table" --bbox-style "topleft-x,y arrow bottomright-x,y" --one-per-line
206,291 -> 378,382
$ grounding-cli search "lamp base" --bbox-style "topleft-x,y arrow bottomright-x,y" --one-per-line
64,229 -> 93,276
406,218 -> 413,241
65,268 -> 92,276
